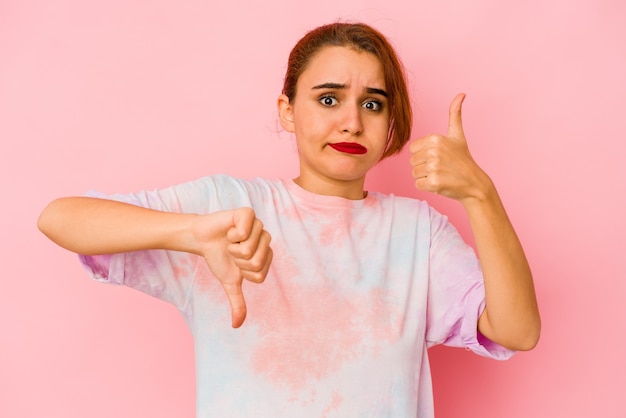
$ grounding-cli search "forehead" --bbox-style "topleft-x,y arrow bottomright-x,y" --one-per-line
297,46 -> 385,89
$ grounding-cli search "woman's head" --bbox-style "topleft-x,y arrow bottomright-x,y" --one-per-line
282,22 -> 412,158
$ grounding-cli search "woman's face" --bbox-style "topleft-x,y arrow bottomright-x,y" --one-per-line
278,46 -> 390,197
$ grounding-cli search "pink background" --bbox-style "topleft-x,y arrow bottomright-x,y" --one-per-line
1,0 -> 624,416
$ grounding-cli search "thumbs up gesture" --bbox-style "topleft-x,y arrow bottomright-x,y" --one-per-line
409,93 -> 492,202
192,207 -> 273,328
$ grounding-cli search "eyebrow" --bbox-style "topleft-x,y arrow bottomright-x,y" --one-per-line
312,82 -> 388,97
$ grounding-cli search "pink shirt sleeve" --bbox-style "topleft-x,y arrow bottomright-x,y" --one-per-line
425,208 -> 514,360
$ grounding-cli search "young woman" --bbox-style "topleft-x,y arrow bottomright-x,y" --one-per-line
38,22 -> 540,417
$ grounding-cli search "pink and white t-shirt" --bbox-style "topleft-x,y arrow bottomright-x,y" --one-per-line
79,174 -> 513,417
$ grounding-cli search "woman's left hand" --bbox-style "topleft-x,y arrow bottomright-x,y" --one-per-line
410,93 -> 541,350
409,93 -> 492,202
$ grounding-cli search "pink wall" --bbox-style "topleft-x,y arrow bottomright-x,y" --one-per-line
2,0 -> 624,416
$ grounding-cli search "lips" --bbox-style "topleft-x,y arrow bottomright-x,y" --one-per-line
328,142 -> 368,155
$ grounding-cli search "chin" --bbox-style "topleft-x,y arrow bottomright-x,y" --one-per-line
327,169 -> 369,183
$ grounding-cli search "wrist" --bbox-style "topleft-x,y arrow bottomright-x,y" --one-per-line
152,212 -> 202,254
460,172 -> 496,208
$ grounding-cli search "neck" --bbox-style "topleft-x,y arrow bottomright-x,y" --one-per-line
293,175 -> 367,200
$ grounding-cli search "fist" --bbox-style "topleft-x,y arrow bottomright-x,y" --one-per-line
409,93 -> 491,202
195,207 -> 273,328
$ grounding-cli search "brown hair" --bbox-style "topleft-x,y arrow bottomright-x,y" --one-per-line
282,22 -> 412,158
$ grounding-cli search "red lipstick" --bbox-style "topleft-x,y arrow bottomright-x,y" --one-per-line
328,142 -> 367,155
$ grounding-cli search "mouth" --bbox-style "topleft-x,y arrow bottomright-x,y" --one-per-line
328,142 -> 368,155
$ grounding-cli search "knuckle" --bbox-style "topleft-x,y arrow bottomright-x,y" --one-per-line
236,207 -> 254,222
427,160 -> 440,172
238,244 -> 254,259
248,257 -> 265,271
425,147 -> 440,159
429,134 -> 443,143
246,271 -> 266,284
258,230 -> 271,246
428,174 -> 441,188
253,218 -> 264,233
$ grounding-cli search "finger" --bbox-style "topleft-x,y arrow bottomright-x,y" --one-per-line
409,136 -> 426,153
411,163 -> 427,180
410,133 -> 445,157
240,245 -> 273,284
229,219 -> 264,260
227,230 -> 271,272
414,177 -> 440,194
227,207 -> 255,243
447,92 -> 466,138
409,154 -> 426,170
221,281 -> 247,328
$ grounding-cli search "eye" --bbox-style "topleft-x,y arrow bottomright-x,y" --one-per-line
319,95 -> 338,107
363,99 -> 383,112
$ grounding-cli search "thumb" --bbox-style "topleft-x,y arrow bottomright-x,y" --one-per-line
447,92 -> 466,138
221,281 -> 247,328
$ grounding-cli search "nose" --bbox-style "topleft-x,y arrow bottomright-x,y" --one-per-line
340,104 -> 363,135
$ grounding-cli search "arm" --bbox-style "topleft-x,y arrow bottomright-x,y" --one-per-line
461,181 -> 540,351
38,197 -> 198,255
38,196 -> 273,328
410,93 -> 540,351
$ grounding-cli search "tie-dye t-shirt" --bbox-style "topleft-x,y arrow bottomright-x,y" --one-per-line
79,174 -> 513,417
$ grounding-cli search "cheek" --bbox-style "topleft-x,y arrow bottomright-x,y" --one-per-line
294,112 -> 330,140
371,122 -> 391,158
371,117 -> 391,141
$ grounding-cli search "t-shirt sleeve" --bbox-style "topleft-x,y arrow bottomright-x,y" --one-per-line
77,177 -> 225,312
425,208 -> 514,360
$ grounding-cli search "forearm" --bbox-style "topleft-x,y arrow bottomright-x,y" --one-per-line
462,181 -> 541,351
38,197 -> 199,255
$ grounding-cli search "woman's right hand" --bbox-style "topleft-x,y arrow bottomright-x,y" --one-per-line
191,208 -> 273,328
39,197 -> 272,328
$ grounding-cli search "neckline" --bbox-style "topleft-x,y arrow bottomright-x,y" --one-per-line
284,178 -> 374,209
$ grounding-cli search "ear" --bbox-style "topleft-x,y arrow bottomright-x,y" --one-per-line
277,94 -> 295,133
